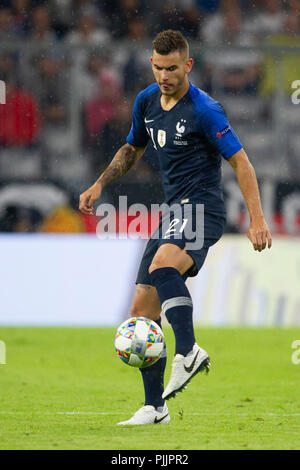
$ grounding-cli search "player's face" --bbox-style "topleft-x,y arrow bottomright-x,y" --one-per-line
151,50 -> 193,96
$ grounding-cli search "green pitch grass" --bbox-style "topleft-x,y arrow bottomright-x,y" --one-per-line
0,327 -> 299,450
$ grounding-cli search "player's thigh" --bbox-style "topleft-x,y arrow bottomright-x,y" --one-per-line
130,284 -> 161,321
148,242 -> 194,275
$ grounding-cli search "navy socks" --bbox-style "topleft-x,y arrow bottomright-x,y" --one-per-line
139,317 -> 166,409
150,267 -> 195,356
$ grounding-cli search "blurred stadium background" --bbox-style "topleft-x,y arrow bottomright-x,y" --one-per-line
0,0 -> 299,327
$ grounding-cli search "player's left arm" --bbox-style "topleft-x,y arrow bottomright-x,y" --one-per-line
227,148 -> 272,252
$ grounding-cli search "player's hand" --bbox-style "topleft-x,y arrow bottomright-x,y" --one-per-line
247,217 -> 272,252
79,182 -> 102,215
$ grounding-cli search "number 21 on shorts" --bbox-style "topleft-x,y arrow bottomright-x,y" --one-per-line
163,218 -> 188,239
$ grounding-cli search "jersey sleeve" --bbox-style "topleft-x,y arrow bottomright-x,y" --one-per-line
199,102 -> 243,159
126,93 -> 149,148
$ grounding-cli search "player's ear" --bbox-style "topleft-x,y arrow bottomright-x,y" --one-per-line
186,58 -> 193,73
150,57 -> 153,64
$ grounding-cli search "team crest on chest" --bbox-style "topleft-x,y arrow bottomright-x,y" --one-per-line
174,119 -> 188,146
158,129 -> 166,147
176,120 -> 186,136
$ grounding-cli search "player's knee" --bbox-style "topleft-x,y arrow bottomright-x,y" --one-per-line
148,253 -> 171,273
148,244 -> 183,274
148,256 -> 180,274
148,261 -> 162,275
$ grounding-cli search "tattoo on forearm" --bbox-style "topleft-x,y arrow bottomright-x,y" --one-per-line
97,144 -> 140,188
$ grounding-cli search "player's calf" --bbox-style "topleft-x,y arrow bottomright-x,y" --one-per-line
130,284 -> 161,321
129,284 -> 167,411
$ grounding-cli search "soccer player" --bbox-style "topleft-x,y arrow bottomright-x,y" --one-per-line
79,30 -> 272,426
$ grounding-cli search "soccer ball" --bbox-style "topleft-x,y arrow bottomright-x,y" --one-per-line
114,317 -> 164,368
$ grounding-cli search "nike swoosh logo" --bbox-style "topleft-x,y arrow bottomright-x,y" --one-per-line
154,413 -> 169,424
144,118 -> 154,123
184,350 -> 200,374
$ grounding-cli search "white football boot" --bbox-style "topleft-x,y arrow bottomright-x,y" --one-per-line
162,343 -> 210,400
117,404 -> 170,426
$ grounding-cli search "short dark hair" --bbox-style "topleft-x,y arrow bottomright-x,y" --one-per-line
152,30 -> 189,57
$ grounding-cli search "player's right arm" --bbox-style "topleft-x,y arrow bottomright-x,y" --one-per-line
79,143 -> 145,215
79,89 -> 149,215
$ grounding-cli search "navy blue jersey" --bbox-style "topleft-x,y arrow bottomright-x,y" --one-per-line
126,81 -> 243,216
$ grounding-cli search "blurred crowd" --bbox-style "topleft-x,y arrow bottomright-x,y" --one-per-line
0,1 -> 299,43
0,0 -> 300,233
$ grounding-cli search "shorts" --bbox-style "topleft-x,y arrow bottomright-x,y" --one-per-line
136,202 -> 226,285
